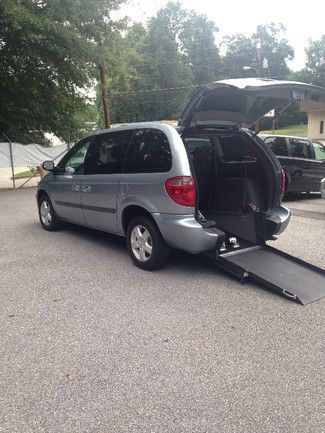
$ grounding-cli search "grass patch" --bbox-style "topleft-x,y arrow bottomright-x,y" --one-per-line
13,168 -> 40,179
262,124 -> 308,137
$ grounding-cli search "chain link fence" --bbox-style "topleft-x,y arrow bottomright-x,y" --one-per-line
0,140 -> 70,190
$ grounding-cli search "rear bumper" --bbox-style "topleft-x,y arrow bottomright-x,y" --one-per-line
265,205 -> 291,236
152,213 -> 222,254
153,207 -> 291,254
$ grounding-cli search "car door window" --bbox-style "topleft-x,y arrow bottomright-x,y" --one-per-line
184,137 -> 213,158
57,138 -> 92,174
124,128 -> 172,173
264,137 -> 288,156
312,141 -> 325,161
289,138 -> 312,159
84,130 -> 133,175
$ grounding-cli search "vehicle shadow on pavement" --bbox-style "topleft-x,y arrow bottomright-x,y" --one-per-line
61,223 -> 128,252
68,224 -> 217,274
169,249 -> 216,272
29,221 -> 293,302
31,219 -> 217,273
284,192 -> 321,202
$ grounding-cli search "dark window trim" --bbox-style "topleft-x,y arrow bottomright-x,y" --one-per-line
320,120 -> 324,134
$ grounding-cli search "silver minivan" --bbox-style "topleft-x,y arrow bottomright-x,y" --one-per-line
37,79 -> 325,303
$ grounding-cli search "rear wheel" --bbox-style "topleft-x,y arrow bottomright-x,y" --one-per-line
126,216 -> 170,270
38,194 -> 60,231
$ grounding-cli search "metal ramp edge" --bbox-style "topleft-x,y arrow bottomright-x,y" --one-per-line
216,245 -> 325,304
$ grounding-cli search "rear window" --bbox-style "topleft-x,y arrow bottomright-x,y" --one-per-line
219,135 -> 256,162
124,128 -> 172,173
288,138 -> 312,159
264,136 -> 288,156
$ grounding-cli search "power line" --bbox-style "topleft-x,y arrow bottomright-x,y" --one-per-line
110,84 -> 199,96
108,73 -> 325,97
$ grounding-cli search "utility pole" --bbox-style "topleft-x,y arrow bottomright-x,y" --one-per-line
99,64 -> 111,129
256,40 -> 262,78
255,40 -> 262,133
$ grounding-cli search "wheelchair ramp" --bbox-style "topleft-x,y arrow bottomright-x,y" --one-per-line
217,245 -> 325,305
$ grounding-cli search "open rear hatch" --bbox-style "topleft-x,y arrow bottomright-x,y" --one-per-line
217,244 -> 325,305
180,78 -> 325,304
179,78 -> 325,129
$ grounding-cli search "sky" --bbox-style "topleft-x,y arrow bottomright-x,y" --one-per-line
118,0 -> 325,71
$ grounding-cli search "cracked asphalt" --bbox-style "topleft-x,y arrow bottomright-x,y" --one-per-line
0,189 -> 324,433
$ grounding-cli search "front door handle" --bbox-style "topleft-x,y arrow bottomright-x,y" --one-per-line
72,184 -> 80,192
82,185 -> 91,193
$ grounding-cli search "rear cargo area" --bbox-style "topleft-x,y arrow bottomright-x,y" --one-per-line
184,131 -> 274,243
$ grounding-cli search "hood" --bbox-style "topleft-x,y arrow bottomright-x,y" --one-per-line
179,78 -> 325,129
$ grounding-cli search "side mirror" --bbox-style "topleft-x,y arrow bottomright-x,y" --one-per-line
42,160 -> 55,171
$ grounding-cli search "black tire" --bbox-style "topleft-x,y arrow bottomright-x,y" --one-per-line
126,215 -> 170,271
38,194 -> 61,231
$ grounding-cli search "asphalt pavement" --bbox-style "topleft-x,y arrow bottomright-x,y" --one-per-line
0,189 -> 324,433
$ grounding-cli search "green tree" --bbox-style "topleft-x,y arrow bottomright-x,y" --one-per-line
304,35 -> 325,88
0,0 -> 124,143
142,1 -> 194,121
222,23 -> 294,78
283,36 -> 325,128
179,11 -> 221,84
288,36 -> 325,88
103,23 -> 155,125
104,1 -> 222,123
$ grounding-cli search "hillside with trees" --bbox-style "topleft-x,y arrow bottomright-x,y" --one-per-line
0,0 -> 324,143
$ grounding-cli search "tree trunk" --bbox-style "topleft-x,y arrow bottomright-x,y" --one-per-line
99,64 -> 111,129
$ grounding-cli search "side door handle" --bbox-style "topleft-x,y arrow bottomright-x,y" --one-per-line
72,184 -> 80,192
82,185 -> 91,193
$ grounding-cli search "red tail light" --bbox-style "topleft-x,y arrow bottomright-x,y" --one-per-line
165,176 -> 196,207
280,169 -> 286,198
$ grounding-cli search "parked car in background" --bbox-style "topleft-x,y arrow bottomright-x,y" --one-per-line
259,134 -> 325,194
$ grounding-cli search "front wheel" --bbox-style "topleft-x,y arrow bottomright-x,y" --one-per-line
126,216 -> 170,271
38,194 -> 61,231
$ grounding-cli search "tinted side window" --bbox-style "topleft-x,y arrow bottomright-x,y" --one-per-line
289,138 -> 312,159
264,137 -> 288,156
312,141 -> 325,161
84,130 -> 133,175
125,129 -> 172,173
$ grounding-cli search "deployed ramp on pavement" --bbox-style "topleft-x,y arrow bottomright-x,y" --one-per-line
217,245 -> 325,305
